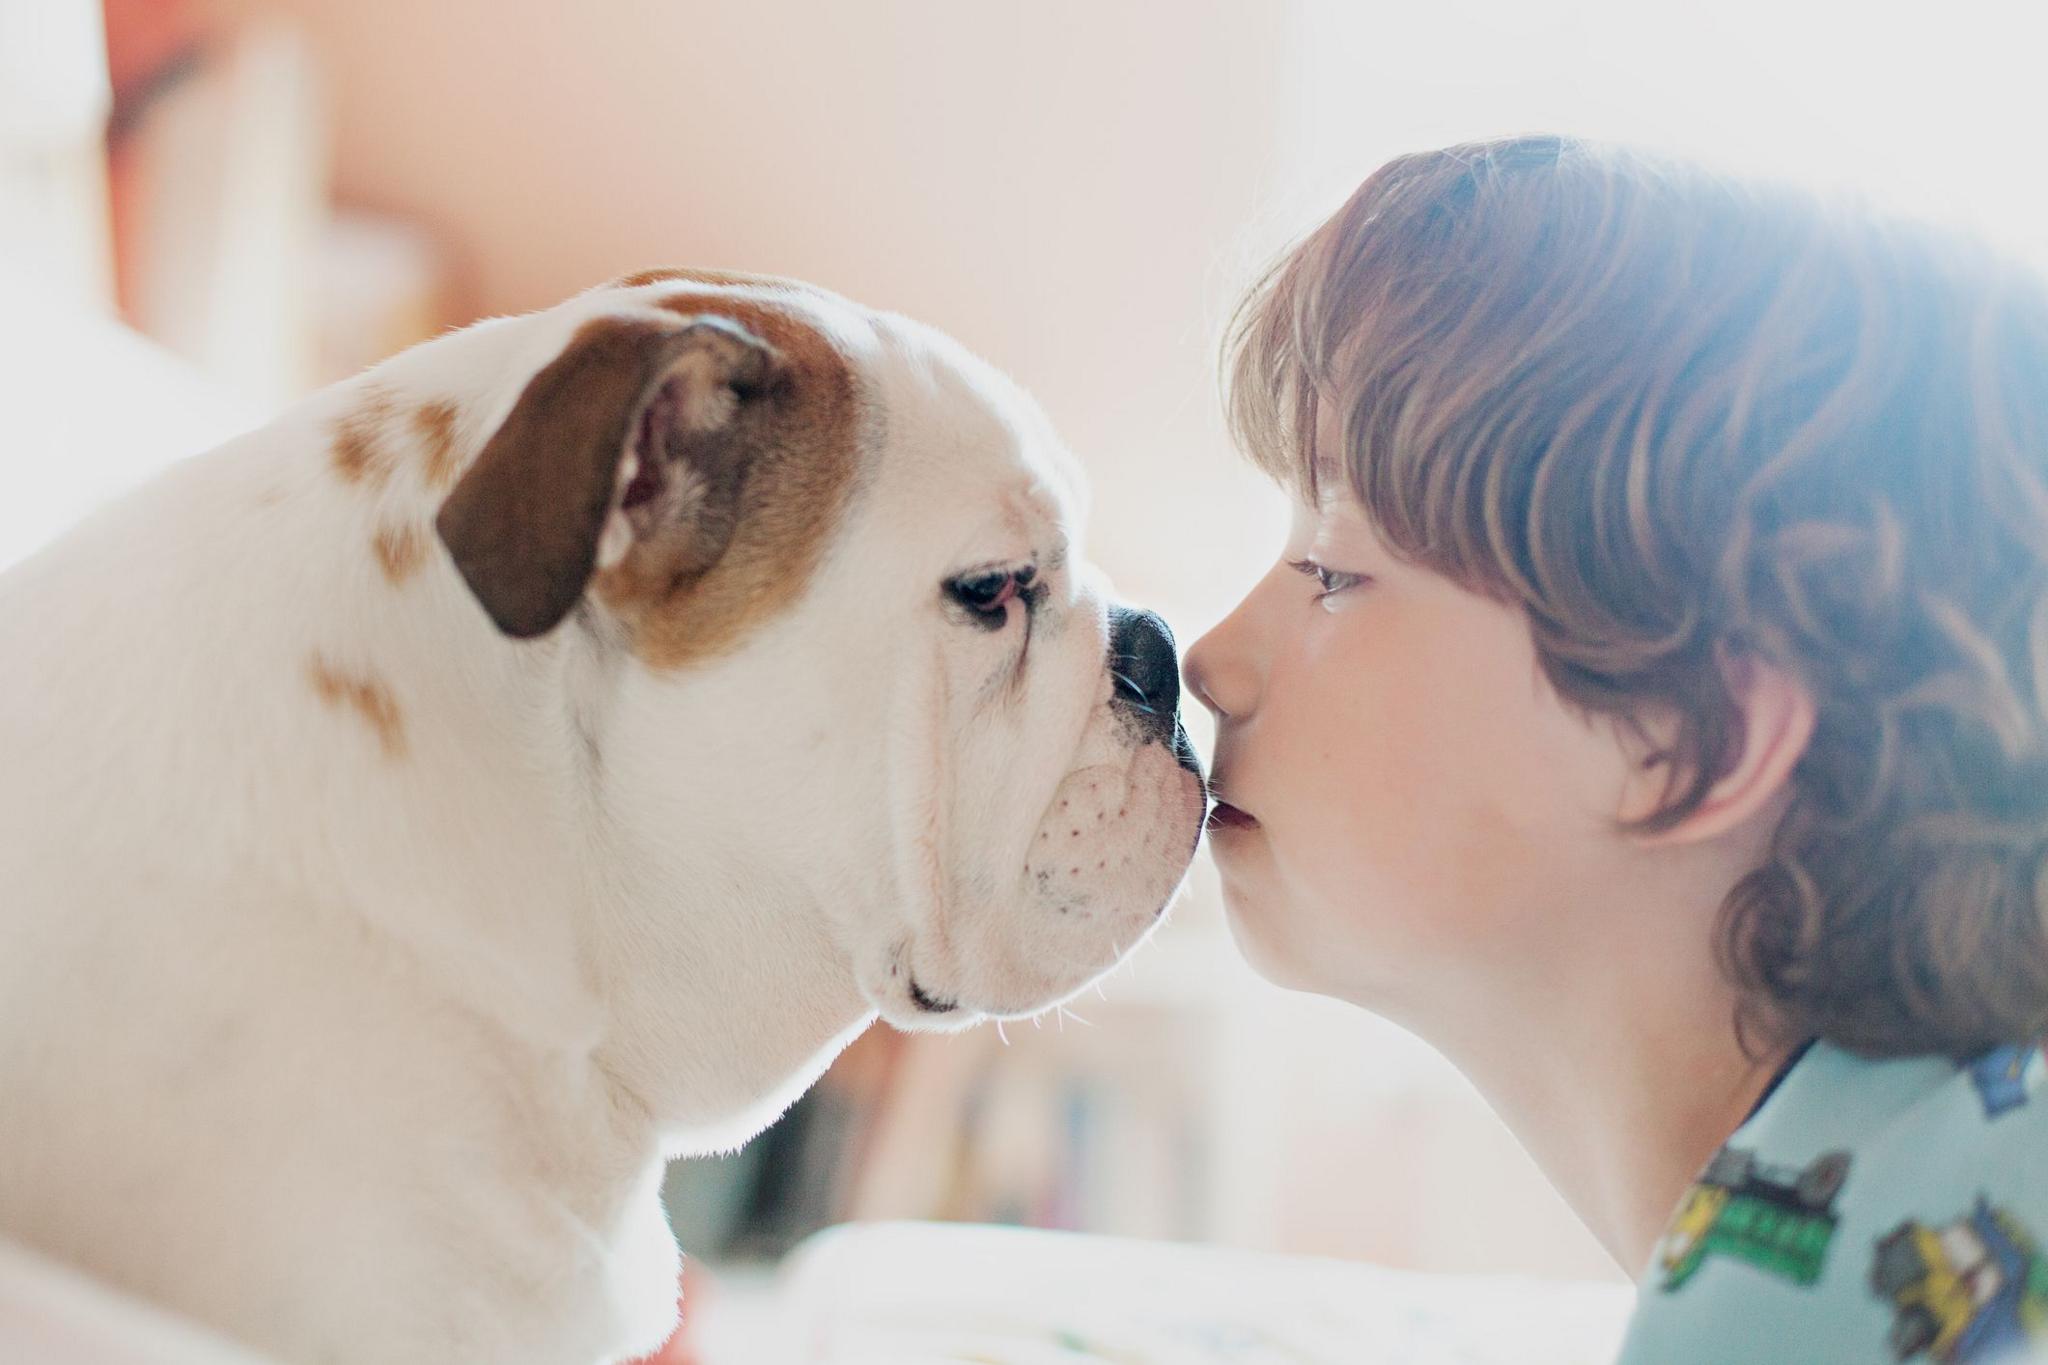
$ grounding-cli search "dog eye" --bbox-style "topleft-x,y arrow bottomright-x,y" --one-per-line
946,565 -> 1037,625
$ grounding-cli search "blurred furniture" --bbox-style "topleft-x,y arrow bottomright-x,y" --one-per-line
104,6 -> 328,407
2,0 -> 450,569
0,0 -> 259,570
100,0 -> 450,407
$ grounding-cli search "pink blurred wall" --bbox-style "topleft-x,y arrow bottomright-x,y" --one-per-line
205,0 -> 1299,612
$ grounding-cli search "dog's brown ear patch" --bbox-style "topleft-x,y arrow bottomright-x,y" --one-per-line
434,314 -> 783,640
601,292 -> 861,671
610,265 -> 782,292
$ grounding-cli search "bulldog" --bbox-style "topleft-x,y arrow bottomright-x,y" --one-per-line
0,269 -> 1207,1362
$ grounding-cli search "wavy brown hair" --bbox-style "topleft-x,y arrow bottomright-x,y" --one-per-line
1224,135 -> 2048,1060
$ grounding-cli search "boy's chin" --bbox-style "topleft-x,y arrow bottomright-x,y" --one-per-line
1215,880 -> 1314,992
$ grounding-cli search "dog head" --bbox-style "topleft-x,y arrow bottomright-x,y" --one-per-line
432,270 -> 1207,1035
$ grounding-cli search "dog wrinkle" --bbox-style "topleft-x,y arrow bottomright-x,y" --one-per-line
372,523 -> 427,585
331,385 -> 399,487
306,652 -> 408,758
414,398 -> 464,490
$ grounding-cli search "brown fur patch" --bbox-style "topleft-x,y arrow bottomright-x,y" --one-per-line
373,523 -> 427,585
610,266 -> 786,292
307,654 -> 407,758
589,290 -> 864,671
331,387 -> 398,487
414,399 -> 463,489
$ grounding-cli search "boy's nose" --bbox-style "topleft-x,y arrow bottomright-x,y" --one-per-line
1184,580 -> 1271,724
1182,626 -> 1232,721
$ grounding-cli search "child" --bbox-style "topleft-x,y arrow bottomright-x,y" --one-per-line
1186,135 -> 2048,1362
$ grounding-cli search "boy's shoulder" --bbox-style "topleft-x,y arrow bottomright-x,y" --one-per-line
1618,1039 -> 2048,1365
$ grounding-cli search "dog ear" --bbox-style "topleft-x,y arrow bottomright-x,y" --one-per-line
435,315 -> 778,639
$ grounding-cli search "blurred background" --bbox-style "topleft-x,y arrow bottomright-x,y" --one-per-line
4,0 -> 2043,1337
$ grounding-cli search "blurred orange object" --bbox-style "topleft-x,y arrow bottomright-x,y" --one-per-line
101,0 -> 211,321
102,0 -> 207,98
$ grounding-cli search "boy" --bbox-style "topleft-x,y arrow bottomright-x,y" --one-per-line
1187,135 -> 2048,1362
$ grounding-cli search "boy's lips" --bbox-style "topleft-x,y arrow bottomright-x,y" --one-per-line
1204,767 -> 1258,831
1206,795 -> 1259,832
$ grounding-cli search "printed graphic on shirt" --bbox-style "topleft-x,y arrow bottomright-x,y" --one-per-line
1870,1198 -> 2048,1364
1966,1044 -> 2041,1120
1657,1147 -> 1852,1292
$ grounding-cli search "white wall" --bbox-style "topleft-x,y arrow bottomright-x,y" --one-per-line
205,0 -> 1303,630
202,0 -> 2048,640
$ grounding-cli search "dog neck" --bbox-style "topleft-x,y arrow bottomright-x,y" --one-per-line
553,612 -> 882,1154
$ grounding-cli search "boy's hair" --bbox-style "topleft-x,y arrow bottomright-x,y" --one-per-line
1225,135 -> 2048,1060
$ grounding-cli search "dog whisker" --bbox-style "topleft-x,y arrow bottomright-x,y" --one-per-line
1109,671 -> 1159,715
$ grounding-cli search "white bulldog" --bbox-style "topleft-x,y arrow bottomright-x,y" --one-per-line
0,269 -> 1207,1363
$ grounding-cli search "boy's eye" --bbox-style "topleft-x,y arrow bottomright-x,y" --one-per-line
1286,558 -> 1369,604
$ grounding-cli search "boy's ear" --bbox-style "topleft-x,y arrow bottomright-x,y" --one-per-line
1620,646 -> 1817,844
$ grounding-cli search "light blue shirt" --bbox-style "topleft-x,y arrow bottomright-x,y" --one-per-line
1615,1038 -> 2048,1364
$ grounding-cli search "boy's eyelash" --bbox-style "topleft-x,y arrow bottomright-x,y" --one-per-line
1286,558 -> 1370,602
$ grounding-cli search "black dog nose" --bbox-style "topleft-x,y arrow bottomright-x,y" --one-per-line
1108,606 -> 1180,722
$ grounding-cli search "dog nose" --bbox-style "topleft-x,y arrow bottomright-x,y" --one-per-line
1108,606 -> 1180,722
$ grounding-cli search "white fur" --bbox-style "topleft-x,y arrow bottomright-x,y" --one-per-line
0,279 -> 1205,1363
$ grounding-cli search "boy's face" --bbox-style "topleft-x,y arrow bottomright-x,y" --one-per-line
1183,417 -> 1645,1019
